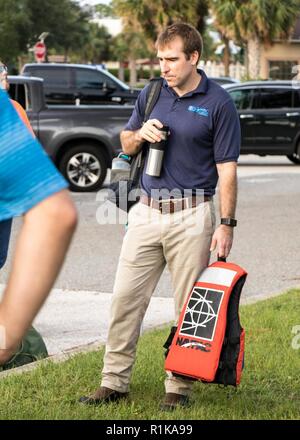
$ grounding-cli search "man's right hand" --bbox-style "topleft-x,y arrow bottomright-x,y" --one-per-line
138,119 -> 164,143
121,119 -> 164,155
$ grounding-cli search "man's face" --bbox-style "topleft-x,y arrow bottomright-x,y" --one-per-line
0,64 -> 9,91
157,36 -> 198,90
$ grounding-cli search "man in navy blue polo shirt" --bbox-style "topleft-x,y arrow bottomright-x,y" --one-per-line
81,23 -> 240,410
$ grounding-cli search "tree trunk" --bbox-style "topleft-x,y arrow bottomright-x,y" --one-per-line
118,62 -> 125,82
247,35 -> 261,79
129,57 -> 137,87
18,56 -> 24,74
243,46 -> 249,79
149,58 -> 155,79
223,36 -> 230,77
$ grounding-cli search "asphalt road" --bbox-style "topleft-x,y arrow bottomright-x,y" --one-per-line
1,155 -> 300,301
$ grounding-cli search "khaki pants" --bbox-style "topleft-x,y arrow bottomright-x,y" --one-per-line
101,200 -> 215,395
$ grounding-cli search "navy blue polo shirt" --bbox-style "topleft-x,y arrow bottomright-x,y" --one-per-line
125,70 -> 240,197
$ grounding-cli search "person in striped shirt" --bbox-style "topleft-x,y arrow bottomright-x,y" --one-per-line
0,86 -> 77,366
0,62 -> 35,270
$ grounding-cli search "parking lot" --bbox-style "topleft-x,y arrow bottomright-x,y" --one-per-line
2,154 -> 300,299
1,155 -> 299,354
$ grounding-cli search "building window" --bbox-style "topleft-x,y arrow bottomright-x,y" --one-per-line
268,61 -> 298,80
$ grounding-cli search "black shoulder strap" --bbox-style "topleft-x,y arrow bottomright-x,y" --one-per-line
129,78 -> 163,179
143,77 -> 164,123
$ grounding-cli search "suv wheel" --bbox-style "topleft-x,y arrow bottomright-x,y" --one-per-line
59,144 -> 107,192
287,141 -> 300,164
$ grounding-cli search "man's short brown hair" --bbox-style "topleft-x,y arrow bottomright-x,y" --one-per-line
155,23 -> 203,63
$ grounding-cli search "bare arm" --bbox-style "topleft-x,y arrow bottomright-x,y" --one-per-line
121,119 -> 164,155
0,189 -> 77,363
217,161 -> 237,218
120,129 -> 144,156
210,161 -> 237,258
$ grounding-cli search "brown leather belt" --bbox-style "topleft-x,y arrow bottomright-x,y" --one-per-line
140,194 -> 212,214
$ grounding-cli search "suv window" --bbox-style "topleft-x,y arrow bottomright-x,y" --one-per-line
29,67 -> 70,88
75,69 -> 116,89
255,88 -> 293,109
228,89 -> 253,110
293,89 -> 300,107
8,83 -> 31,110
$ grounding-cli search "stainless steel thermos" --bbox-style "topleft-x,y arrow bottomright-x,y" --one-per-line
146,125 -> 169,177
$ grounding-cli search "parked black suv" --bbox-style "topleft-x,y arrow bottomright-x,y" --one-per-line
224,81 -> 300,163
22,63 -> 140,106
210,76 -> 240,85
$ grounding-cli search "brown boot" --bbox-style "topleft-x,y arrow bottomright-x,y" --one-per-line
79,386 -> 128,405
160,393 -> 190,411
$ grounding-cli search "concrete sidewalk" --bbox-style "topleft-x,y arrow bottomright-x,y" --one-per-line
36,289 -> 176,355
0,284 -> 286,359
0,285 -> 175,356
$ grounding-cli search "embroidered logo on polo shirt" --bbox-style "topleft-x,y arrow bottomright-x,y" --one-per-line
188,105 -> 209,117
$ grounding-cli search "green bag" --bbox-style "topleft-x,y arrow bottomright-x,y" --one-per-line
0,326 -> 48,371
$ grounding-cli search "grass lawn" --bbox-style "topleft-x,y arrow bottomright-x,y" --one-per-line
0,289 -> 299,420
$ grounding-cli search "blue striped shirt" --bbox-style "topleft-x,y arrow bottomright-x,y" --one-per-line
0,89 -> 67,221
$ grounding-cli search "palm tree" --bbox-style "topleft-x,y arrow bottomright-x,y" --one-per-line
210,0 -> 240,76
112,0 -> 209,80
239,0 -> 300,79
212,0 -> 300,79
113,0 -> 208,38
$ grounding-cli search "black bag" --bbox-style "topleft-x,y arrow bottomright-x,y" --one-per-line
0,326 -> 48,371
108,78 -> 163,212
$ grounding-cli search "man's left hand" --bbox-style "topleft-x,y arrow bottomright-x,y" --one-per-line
210,225 -> 233,259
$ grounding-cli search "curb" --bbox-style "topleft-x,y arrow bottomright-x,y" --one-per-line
0,321 -> 172,379
0,288 -> 296,380
0,340 -> 103,379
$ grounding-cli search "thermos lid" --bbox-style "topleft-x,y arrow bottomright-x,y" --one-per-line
156,125 -> 169,142
159,125 -> 169,132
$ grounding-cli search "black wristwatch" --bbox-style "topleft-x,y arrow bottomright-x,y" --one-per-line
220,217 -> 237,227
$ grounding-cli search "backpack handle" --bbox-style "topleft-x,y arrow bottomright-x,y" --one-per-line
217,255 -> 226,262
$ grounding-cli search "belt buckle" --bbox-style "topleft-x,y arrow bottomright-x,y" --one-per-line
181,197 -> 190,209
158,199 -> 171,214
158,197 -> 189,214
149,197 -> 156,209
